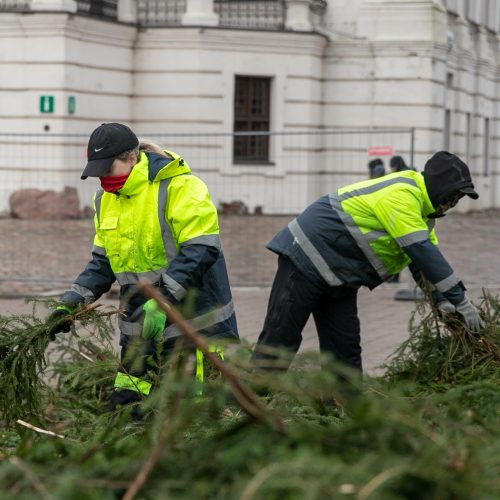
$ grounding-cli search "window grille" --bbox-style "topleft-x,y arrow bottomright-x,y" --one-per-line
137,0 -> 186,26
233,76 -> 271,163
0,0 -> 30,11
215,0 -> 285,30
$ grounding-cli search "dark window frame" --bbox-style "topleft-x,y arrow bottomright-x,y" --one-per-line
233,75 -> 272,164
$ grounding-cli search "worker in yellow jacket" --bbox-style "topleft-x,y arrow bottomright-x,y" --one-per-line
49,123 -> 238,414
252,151 -> 482,372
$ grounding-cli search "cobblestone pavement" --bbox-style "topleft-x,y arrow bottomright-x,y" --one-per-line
1,210 -> 499,374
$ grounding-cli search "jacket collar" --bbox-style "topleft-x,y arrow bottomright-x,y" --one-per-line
148,151 -> 191,181
114,151 -> 192,197
115,153 -> 149,197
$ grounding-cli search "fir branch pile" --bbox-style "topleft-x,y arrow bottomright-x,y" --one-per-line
0,294 -> 498,499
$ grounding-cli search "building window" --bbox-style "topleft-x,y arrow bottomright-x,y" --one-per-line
233,76 -> 271,163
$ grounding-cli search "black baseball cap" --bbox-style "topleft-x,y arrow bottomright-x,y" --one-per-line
81,123 -> 139,179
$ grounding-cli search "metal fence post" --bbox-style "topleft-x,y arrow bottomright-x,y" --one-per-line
410,128 -> 415,169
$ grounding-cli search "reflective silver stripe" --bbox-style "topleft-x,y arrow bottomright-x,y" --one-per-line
395,230 -> 429,248
94,188 -> 104,224
163,299 -> 235,340
119,300 -> 236,338
180,234 -> 221,249
92,245 -> 106,256
161,273 -> 187,301
364,230 -> 387,243
339,177 -> 418,201
69,284 -> 95,303
329,193 -> 390,280
119,318 -> 143,337
433,272 -> 460,293
288,218 -> 343,286
115,268 -> 166,286
157,178 -> 178,263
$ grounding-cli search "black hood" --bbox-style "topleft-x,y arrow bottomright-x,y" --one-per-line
423,151 -> 479,208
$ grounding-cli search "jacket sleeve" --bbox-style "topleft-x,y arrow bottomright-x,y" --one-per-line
404,242 -> 465,305
60,191 -> 116,304
60,244 -> 116,305
372,189 -> 465,305
160,175 -> 222,303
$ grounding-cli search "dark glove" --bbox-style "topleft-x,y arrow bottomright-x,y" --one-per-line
47,305 -> 74,341
47,291 -> 85,341
455,298 -> 485,333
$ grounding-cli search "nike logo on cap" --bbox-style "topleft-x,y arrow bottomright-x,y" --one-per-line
95,147 -> 104,152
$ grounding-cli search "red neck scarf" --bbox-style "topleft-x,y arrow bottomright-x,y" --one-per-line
99,174 -> 129,193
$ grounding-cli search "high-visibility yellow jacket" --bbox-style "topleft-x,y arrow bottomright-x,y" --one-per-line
268,170 -> 466,305
62,150 -> 238,341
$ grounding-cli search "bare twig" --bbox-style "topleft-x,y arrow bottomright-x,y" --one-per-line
357,465 -> 407,500
422,279 -> 443,340
239,463 -> 285,500
97,308 -> 124,317
137,282 -> 285,433
78,443 -> 104,465
72,303 -> 103,319
78,351 -> 94,362
122,381 -> 184,500
16,419 -> 65,439
482,288 -> 491,320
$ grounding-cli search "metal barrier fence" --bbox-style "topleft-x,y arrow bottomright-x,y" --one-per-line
0,128 -> 414,289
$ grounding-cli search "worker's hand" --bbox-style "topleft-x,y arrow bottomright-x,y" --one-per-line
47,305 -> 74,341
455,298 -> 485,333
141,299 -> 167,340
47,291 -> 85,341
436,300 -> 456,315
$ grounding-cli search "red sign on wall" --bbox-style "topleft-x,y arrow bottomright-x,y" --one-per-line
368,146 -> 394,156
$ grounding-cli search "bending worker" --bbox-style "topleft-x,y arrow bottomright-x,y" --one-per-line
49,123 -> 238,411
252,151 -> 483,372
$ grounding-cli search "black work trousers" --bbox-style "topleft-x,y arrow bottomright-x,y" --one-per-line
252,255 -> 362,371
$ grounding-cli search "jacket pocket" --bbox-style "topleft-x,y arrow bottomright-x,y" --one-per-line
99,216 -> 120,259
100,216 -> 118,230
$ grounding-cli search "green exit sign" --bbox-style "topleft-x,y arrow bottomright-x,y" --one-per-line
68,95 -> 76,115
39,95 -> 54,113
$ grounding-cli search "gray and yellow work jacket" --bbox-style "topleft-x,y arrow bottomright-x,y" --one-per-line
62,150 -> 238,343
268,170 -> 466,305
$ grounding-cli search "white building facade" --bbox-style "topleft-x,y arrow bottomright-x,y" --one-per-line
0,0 -> 498,213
